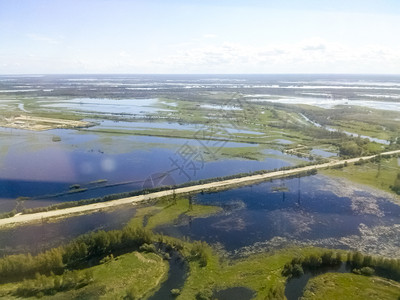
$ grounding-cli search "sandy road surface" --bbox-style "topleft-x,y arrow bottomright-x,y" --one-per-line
0,115 -> 90,131
1,149 -> 400,228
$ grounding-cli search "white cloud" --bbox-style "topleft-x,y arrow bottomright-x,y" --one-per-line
143,38 -> 400,73
3,37 -> 400,74
26,34 -> 61,45
203,34 -> 217,39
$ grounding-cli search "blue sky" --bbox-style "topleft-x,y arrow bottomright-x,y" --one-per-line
1,0 -> 400,74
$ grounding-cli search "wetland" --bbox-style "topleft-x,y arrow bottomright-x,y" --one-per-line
1,74 -> 400,299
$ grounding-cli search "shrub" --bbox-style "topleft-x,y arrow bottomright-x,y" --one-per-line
196,288 -> 213,300
360,267 -> 375,276
266,286 -> 285,300
100,254 -> 114,264
292,264 -> 304,277
139,243 -> 157,253
190,241 -> 211,267
170,288 -> 180,296
125,288 -> 138,300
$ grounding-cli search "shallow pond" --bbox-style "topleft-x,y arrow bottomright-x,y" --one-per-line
274,139 -> 293,145
0,123 -> 302,212
258,97 -> 400,113
156,175 -> 400,257
0,206 -> 136,256
1,174 -> 400,259
41,98 -> 170,115
311,148 -> 337,157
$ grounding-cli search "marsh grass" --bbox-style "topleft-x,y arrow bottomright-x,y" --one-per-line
302,273 -> 400,300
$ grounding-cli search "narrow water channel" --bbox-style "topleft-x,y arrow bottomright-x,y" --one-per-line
148,251 -> 187,300
284,263 -> 350,300
213,287 -> 255,300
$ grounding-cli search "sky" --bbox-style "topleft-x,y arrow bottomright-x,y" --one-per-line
1,0 -> 400,74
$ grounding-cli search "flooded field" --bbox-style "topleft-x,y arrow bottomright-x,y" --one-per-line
157,175 -> 400,257
0,120 -> 304,211
1,174 -> 399,260
0,74 -> 400,299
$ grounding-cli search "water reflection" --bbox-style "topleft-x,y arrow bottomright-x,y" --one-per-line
0,124 -> 303,211
156,175 -> 400,256
0,206 -> 136,256
2,174 -> 399,258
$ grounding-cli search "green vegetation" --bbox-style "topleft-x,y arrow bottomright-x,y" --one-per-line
2,192 -> 400,299
339,138 -> 385,158
298,105 -> 400,142
180,247 -> 400,300
89,251 -> 167,300
391,172 -> 400,195
146,197 -> 221,230
0,195 -> 220,299
88,179 -> 108,185
2,87 -> 400,298
0,210 -> 17,219
283,250 -> 400,283
69,184 -> 81,190
14,270 -> 93,298
339,141 -> 363,157
6,92 -> 398,169
0,251 -> 167,300
282,251 -> 342,278
0,226 -> 154,283
51,136 -> 61,142
217,146 -> 268,161
346,251 -> 400,282
178,247 -> 331,300
127,195 -> 222,230
302,273 -> 400,300
322,155 -> 400,195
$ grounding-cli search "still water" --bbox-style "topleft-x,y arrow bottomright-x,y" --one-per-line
0,123 -> 303,212
156,175 -> 400,256
2,174 -> 400,260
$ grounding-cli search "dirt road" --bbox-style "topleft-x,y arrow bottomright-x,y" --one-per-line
1,149 -> 399,228
0,115 -> 90,131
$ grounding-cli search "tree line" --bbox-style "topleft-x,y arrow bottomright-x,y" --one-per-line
0,201 -> 211,287
282,250 -> 342,278
15,270 -> 93,298
390,172 -> 400,195
0,225 -> 153,284
282,250 -> 400,283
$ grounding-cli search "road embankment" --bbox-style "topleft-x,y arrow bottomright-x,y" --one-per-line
1,149 -> 399,228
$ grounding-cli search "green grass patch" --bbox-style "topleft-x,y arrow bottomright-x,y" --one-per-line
128,196 -> 222,230
332,120 -> 392,140
178,247 -> 347,300
0,251 -> 168,300
216,146 -> 267,161
321,156 -> 400,195
302,273 -> 400,300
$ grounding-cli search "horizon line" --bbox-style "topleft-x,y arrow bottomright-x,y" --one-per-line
1,73 -> 400,76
